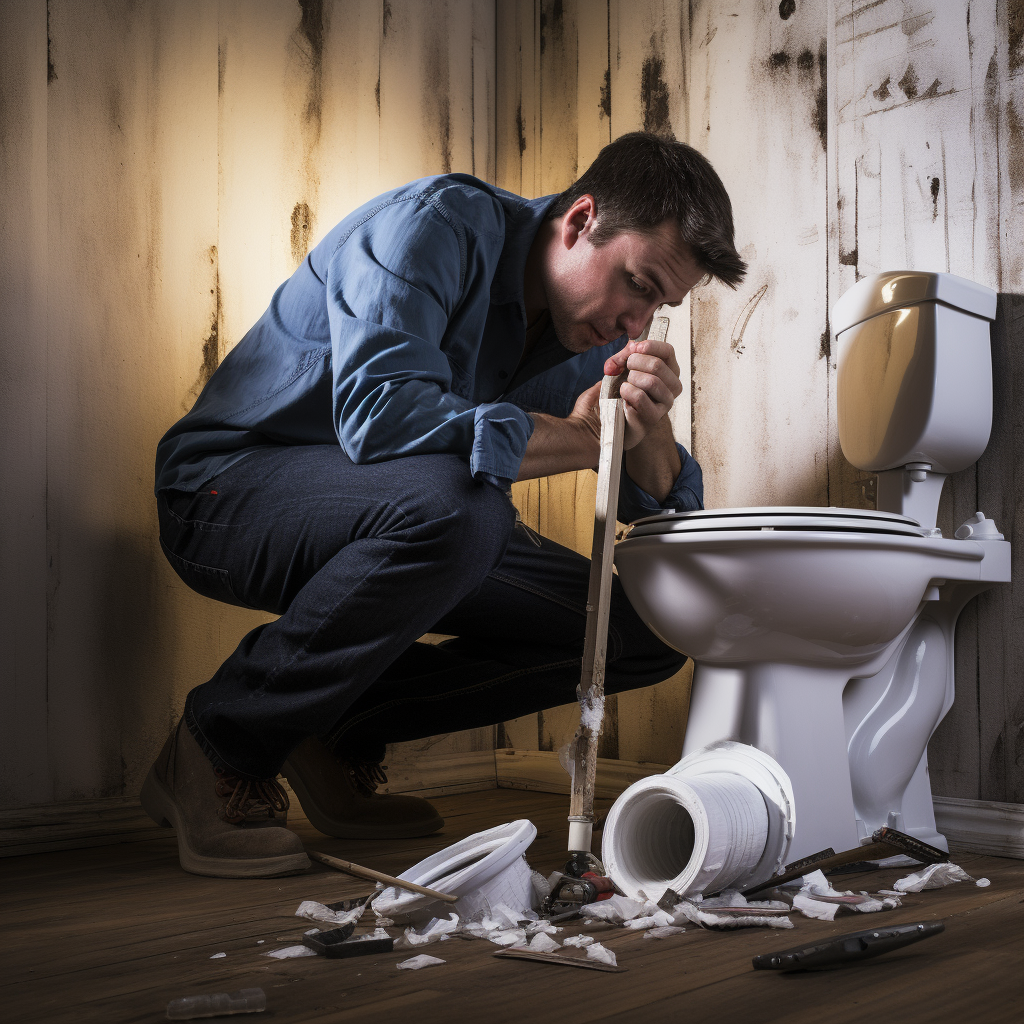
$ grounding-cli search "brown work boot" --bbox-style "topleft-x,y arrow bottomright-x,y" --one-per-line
281,737 -> 444,839
140,719 -> 310,878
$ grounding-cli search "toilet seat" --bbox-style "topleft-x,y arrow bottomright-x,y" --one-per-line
626,506 -> 928,540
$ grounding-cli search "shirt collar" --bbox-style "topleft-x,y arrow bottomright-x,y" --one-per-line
490,193 -> 559,317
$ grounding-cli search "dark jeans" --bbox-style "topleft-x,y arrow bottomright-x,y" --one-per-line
157,445 -> 686,779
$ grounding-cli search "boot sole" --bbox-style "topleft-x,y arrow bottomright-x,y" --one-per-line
281,761 -> 444,840
140,767 -> 310,878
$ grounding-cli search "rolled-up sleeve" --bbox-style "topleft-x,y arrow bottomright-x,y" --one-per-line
616,442 -> 704,523
325,199 -> 533,489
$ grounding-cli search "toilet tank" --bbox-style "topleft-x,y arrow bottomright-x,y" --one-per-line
832,271 -> 997,474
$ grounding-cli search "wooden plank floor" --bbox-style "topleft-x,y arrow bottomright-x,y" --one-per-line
3,789 -> 1023,1023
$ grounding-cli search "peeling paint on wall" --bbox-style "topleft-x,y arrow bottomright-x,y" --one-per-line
424,19 -> 453,175
1007,100 -> 1024,199
762,40 -> 827,151
187,246 -> 221,407
46,0 -> 57,83
290,201 -> 313,265
779,0 -> 795,20
295,0 -> 325,140
1010,0 -> 1024,73
600,67 -> 611,119
641,39 -> 671,136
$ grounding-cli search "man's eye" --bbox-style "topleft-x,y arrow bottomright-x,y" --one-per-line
629,276 -> 648,294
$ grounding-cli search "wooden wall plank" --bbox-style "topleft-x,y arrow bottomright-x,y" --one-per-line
827,0 -> 1024,805
0,0 -> 50,806
689,0 -> 829,512
42,0 -> 222,802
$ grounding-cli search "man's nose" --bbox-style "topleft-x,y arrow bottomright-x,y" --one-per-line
618,303 -> 658,341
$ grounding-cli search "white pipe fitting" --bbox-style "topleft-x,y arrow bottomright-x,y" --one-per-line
602,741 -> 795,902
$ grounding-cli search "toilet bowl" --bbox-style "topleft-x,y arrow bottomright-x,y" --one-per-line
603,271 -> 1010,890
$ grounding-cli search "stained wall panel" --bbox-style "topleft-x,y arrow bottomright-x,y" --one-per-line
0,0 -> 49,807
827,0 -> 1023,804
43,0 -> 223,801
689,0 -> 829,512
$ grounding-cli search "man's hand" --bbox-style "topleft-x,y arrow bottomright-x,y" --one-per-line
602,337 -> 683,449
516,337 -> 683,499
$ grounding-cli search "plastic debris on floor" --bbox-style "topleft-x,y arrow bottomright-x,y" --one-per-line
788,870 -> 902,921
281,819 -> 993,975
674,891 -> 794,930
166,988 -> 266,1020
263,944 -> 317,959
296,899 -> 367,927
397,954 -> 446,970
894,862 -> 975,892
586,943 -> 618,967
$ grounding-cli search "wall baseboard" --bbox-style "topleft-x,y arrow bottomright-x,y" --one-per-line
9,758 -> 1020,862
0,749 -> 499,858
495,748 -> 671,799
933,796 -> 1024,860
0,797 -> 170,858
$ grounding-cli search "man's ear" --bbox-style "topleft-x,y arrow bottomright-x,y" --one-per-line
561,194 -> 597,249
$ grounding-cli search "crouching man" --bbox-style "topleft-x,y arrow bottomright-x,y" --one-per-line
144,131 -> 746,877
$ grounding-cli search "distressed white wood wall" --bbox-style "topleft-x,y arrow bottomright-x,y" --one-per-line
500,0 -> 696,767
3,0 -> 1022,813
826,0 -> 1024,805
0,0 -> 497,811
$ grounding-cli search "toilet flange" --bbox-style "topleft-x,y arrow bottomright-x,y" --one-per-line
668,741 -> 796,893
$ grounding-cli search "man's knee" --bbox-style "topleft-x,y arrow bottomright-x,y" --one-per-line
606,584 -> 688,690
393,455 -> 516,571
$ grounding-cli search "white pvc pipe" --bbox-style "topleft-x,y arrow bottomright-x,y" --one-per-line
601,772 -> 770,902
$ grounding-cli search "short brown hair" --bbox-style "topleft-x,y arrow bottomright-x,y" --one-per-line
548,132 -> 747,288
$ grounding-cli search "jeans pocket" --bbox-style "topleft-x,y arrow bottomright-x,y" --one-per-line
160,538 -> 253,609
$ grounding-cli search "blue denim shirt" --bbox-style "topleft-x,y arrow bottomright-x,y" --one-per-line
155,174 -> 703,522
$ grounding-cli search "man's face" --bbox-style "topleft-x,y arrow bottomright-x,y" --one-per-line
545,201 -> 706,354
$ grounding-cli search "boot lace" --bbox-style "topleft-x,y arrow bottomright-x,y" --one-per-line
346,761 -> 389,797
214,768 -> 290,825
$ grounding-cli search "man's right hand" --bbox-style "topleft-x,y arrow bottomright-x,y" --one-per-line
515,381 -> 604,482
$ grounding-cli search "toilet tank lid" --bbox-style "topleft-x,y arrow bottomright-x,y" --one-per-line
831,271 -> 997,335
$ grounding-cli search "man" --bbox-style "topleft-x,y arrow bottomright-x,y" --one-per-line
143,132 -> 746,878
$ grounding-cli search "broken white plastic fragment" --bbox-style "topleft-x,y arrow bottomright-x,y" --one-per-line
295,900 -> 367,927
528,932 -> 561,954
209,952 -> 226,959
586,943 -> 618,967
488,928 -> 527,947
579,894 -> 646,923
397,954 -> 446,970
643,926 -> 686,939
676,890 -> 793,929
562,934 -> 595,948
894,862 -> 974,892
263,945 -> 316,959
397,913 -> 460,948
976,877 -> 991,887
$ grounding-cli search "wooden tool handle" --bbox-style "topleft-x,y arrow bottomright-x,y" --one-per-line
600,369 -> 628,400
568,370 -> 628,852
308,850 -> 459,903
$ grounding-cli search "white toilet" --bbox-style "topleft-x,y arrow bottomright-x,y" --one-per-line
602,271 -> 1010,900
